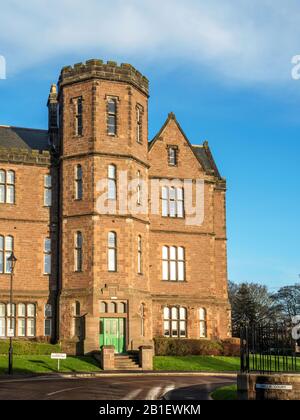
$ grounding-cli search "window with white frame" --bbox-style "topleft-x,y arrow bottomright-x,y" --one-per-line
163,306 -> 187,338
136,106 -> 142,143
0,235 -> 13,274
108,231 -> 117,272
0,170 -> 15,204
44,304 -> 52,337
108,164 -> 117,200
199,307 -> 207,338
75,97 -> 83,136
162,186 -> 184,218
162,246 -> 185,282
44,238 -> 51,274
137,235 -> 142,274
44,175 -> 52,207
75,231 -> 83,272
168,146 -> 178,166
0,303 -> 36,338
107,98 -> 117,135
75,164 -> 83,200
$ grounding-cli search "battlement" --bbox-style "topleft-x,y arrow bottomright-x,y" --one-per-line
59,59 -> 149,96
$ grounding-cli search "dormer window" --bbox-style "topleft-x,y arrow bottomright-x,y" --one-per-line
168,146 -> 178,166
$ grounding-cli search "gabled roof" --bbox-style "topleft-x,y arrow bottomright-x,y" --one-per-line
149,113 -> 222,179
0,126 -> 49,151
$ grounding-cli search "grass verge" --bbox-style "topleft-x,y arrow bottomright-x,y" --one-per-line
0,355 -> 101,375
211,384 -> 237,400
153,356 -> 239,371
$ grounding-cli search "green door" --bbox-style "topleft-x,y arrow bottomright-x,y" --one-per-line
99,318 -> 125,353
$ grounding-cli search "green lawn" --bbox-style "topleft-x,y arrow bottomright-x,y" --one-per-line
211,384 -> 238,400
153,356 -> 240,371
0,355 -> 101,375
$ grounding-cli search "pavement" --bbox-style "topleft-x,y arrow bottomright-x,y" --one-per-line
0,373 -> 236,400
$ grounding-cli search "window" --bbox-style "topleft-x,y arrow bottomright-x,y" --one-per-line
140,303 -> 145,337
75,165 -> 83,200
44,175 -> 52,207
162,246 -> 185,281
136,106 -> 142,143
168,147 -> 178,166
162,186 -> 184,218
137,235 -> 142,274
137,171 -> 141,205
199,308 -> 207,338
75,97 -> 83,136
108,164 -> 117,200
72,301 -> 82,338
0,235 -> 13,274
107,98 -> 117,135
108,232 -> 117,272
75,232 -> 83,272
118,302 -> 126,314
0,303 -> 36,338
163,306 -> 187,338
44,304 -> 52,337
108,302 -> 117,313
0,170 -> 15,204
44,238 -> 51,274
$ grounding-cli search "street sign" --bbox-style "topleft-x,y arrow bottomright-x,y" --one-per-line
51,353 -> 67,371
256,384 -> 293,390
51,353 -> 67,360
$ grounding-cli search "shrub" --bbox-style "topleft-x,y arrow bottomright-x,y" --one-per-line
0,339 -> 61,355
221,338 -> 240,357
154,337 -> 223,356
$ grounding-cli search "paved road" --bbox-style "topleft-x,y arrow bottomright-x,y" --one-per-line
0,374 -> 235,400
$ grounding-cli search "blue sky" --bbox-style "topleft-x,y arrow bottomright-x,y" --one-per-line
0,0 -> 299,290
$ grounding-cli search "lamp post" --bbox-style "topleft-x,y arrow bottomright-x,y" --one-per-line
7,252 -> 17,375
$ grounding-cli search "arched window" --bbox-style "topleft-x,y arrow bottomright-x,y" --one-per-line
108,232 -> 117,272
118,302 -> 126,314
108,302 -> 117,314
100,301 -> 107,313
137,171 -> 141,205
199,308 -> 207,338
137,235 -> 142,274
140,303 -> 145,337
108,165 -> 117,200
75,165 -> 83,200
163,306 -> 187,338
75,232 -> 83,272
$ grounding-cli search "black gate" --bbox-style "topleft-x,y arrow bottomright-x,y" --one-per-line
240,323 -> 299,373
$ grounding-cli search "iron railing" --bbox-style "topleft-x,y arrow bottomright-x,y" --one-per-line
240,323 -> 299,373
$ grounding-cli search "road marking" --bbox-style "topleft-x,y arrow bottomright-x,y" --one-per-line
46,386 -> 83,397
122,389 -> 142,400
146,386 -> 162,400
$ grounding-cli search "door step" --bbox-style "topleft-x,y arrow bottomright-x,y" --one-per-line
114,354 -> 141,370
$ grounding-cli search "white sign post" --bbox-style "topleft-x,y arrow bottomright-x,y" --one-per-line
51,353 -> 67,372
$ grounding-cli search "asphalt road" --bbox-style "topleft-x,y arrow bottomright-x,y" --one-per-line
0,374 -> 236,400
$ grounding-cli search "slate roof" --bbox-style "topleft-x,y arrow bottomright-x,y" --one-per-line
0,126 -> 49,151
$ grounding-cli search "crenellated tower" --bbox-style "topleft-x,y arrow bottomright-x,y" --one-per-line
57,60 -> 152,353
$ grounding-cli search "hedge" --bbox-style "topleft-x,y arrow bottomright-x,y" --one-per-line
0,340 -> 61,355
154,337 -> 240,357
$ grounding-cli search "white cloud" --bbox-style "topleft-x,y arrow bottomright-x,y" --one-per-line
0,0 -> 300,83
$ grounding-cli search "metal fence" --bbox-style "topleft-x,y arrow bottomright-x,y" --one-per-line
240,323 -> 299,373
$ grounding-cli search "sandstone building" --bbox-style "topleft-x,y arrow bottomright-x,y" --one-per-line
0,60 -> 231,354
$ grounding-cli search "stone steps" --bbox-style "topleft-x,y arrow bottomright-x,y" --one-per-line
114,354 -> 141,370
